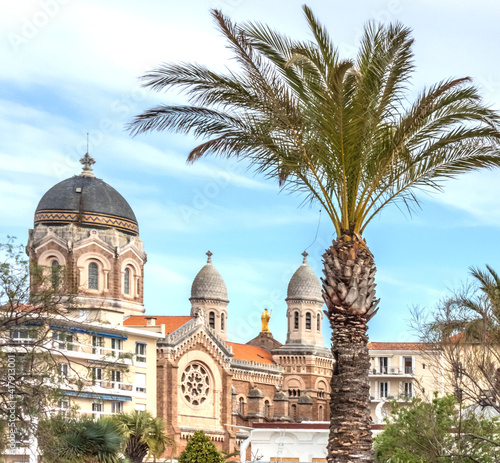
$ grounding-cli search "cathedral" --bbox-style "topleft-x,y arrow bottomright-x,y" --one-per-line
26,153 -> 334,454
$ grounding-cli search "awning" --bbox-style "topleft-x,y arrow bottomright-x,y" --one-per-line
63,391 -> 132,402
50,325 -> 128,340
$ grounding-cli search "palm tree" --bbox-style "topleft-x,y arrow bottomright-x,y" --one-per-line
39,415 -> 122,463
128,7 -> 500,462
112,411 -> 175,463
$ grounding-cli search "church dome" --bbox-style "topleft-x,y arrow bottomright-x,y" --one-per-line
190,251 -> 228,302
34,153 -> 139,235
286,252 -> 323,303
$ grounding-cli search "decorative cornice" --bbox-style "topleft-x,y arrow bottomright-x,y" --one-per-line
35,209 -> 139,235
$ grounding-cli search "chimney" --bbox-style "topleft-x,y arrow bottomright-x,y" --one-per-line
145,317 -> 157,326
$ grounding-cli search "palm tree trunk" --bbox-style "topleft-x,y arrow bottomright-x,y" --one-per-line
323,234 -> 379,462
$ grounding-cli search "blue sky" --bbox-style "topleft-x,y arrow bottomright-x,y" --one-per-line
2,0 -> 500,345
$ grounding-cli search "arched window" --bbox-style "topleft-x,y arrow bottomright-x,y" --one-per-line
88,262 -> 98,290
306,312 -> 311,330
51,260 -> 60,289
221,313 -> 225,331
264,400 -> 270,417
291,404 -> 297,420
294,311 -> 299,330
209,311 -> 215,329
124,268 -> 130,295
317,313 -> 321,331
239,397 -> 245,414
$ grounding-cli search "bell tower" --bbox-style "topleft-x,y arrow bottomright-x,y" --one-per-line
285,252 -> 324,347
189,251 -> 229,340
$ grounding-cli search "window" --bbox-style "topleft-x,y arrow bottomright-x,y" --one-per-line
135,373 -> 146,393
53,331 -> 74,351
111,401 -> 123,414
59,363 -> 69,377
58,399 -> 69,410
294,311 -> 299,330
92,402 -> 102,418
239,397 -> 245,414
379,382 -> 389,399
92,335 -> 104,354
11,328 -> 36,343
111,370 -> 122,388
317,313 -> 321,331
88,262 -> 98,290
379,357 -> 388,374
404,357 -> 413,374
91,367 -> 103,386
124,268 -> 130,295
264,400 -> 270,417
135,343 -> 146,363
291,404 -> 297,420
306,312 -> 311,330
209,311 -> 215,329
51,260 -> 60,288
111,338 -> 122,357
221,313 -> 225,331
404,382 -> 413,399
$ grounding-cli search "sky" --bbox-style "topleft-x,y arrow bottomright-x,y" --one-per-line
2,0 -> 500,345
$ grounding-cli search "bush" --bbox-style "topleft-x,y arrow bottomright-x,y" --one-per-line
178,431 -> 225,463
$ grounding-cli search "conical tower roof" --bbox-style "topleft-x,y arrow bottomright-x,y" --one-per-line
286,252 -> 323,303
190,251 -> 228,302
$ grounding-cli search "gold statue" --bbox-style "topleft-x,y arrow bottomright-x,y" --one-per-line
261,308 -> 271,333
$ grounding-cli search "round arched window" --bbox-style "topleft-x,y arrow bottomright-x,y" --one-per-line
181,363 -> 210,406
124,268 -> 130,295
88,262 -> 98,290
51,260 -> 60,288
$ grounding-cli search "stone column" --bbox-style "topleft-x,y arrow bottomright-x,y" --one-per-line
246,387 -> 264,419
297,395 -> 313,421
272,391 -> 290,420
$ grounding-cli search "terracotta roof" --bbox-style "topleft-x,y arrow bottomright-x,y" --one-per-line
367,342 -> 426,351
124,315 -> 193,334
227,342 -> 275,365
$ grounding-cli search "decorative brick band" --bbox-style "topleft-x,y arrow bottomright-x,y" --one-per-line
35,209 -> 139,235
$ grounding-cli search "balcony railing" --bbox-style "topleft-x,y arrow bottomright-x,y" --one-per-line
370,367 -> 414,375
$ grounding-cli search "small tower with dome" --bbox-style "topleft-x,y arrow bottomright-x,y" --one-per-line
190,251 -> 229,340
285,251 -> 325,347
27,152 -> 147,319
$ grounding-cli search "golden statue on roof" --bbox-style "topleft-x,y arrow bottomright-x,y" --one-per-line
261,308 -> 271,333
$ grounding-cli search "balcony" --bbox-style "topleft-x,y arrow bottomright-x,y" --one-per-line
370,367 -> 414,376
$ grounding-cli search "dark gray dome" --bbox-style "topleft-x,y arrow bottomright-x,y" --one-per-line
34,176 -> 139,235
286,252 -> 323,303
190,252 -> 228,302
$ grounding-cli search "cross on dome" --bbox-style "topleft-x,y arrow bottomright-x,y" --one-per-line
302,251 -> 308,264
206,250 -> 213,263
80,152 -> 96,177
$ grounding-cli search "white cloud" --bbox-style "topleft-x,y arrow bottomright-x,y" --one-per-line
430,171 -> 500,227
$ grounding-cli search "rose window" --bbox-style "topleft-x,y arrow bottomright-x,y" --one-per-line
181,363 -> 210,406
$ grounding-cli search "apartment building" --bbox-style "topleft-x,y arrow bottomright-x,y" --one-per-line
368,342 -> 444,423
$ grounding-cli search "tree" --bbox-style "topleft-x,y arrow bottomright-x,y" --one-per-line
128,7 -> 500,461
412,265 -> 500,415
112,410 -> 175,463
0,237 -> 82,443
177,430 -> 225,463
374,394 -> 500,462
38,415 -> 123,463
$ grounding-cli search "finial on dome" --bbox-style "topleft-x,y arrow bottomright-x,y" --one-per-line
80,152 -> 95,177
206,250 -> 213,263
302,251 -> 308,264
